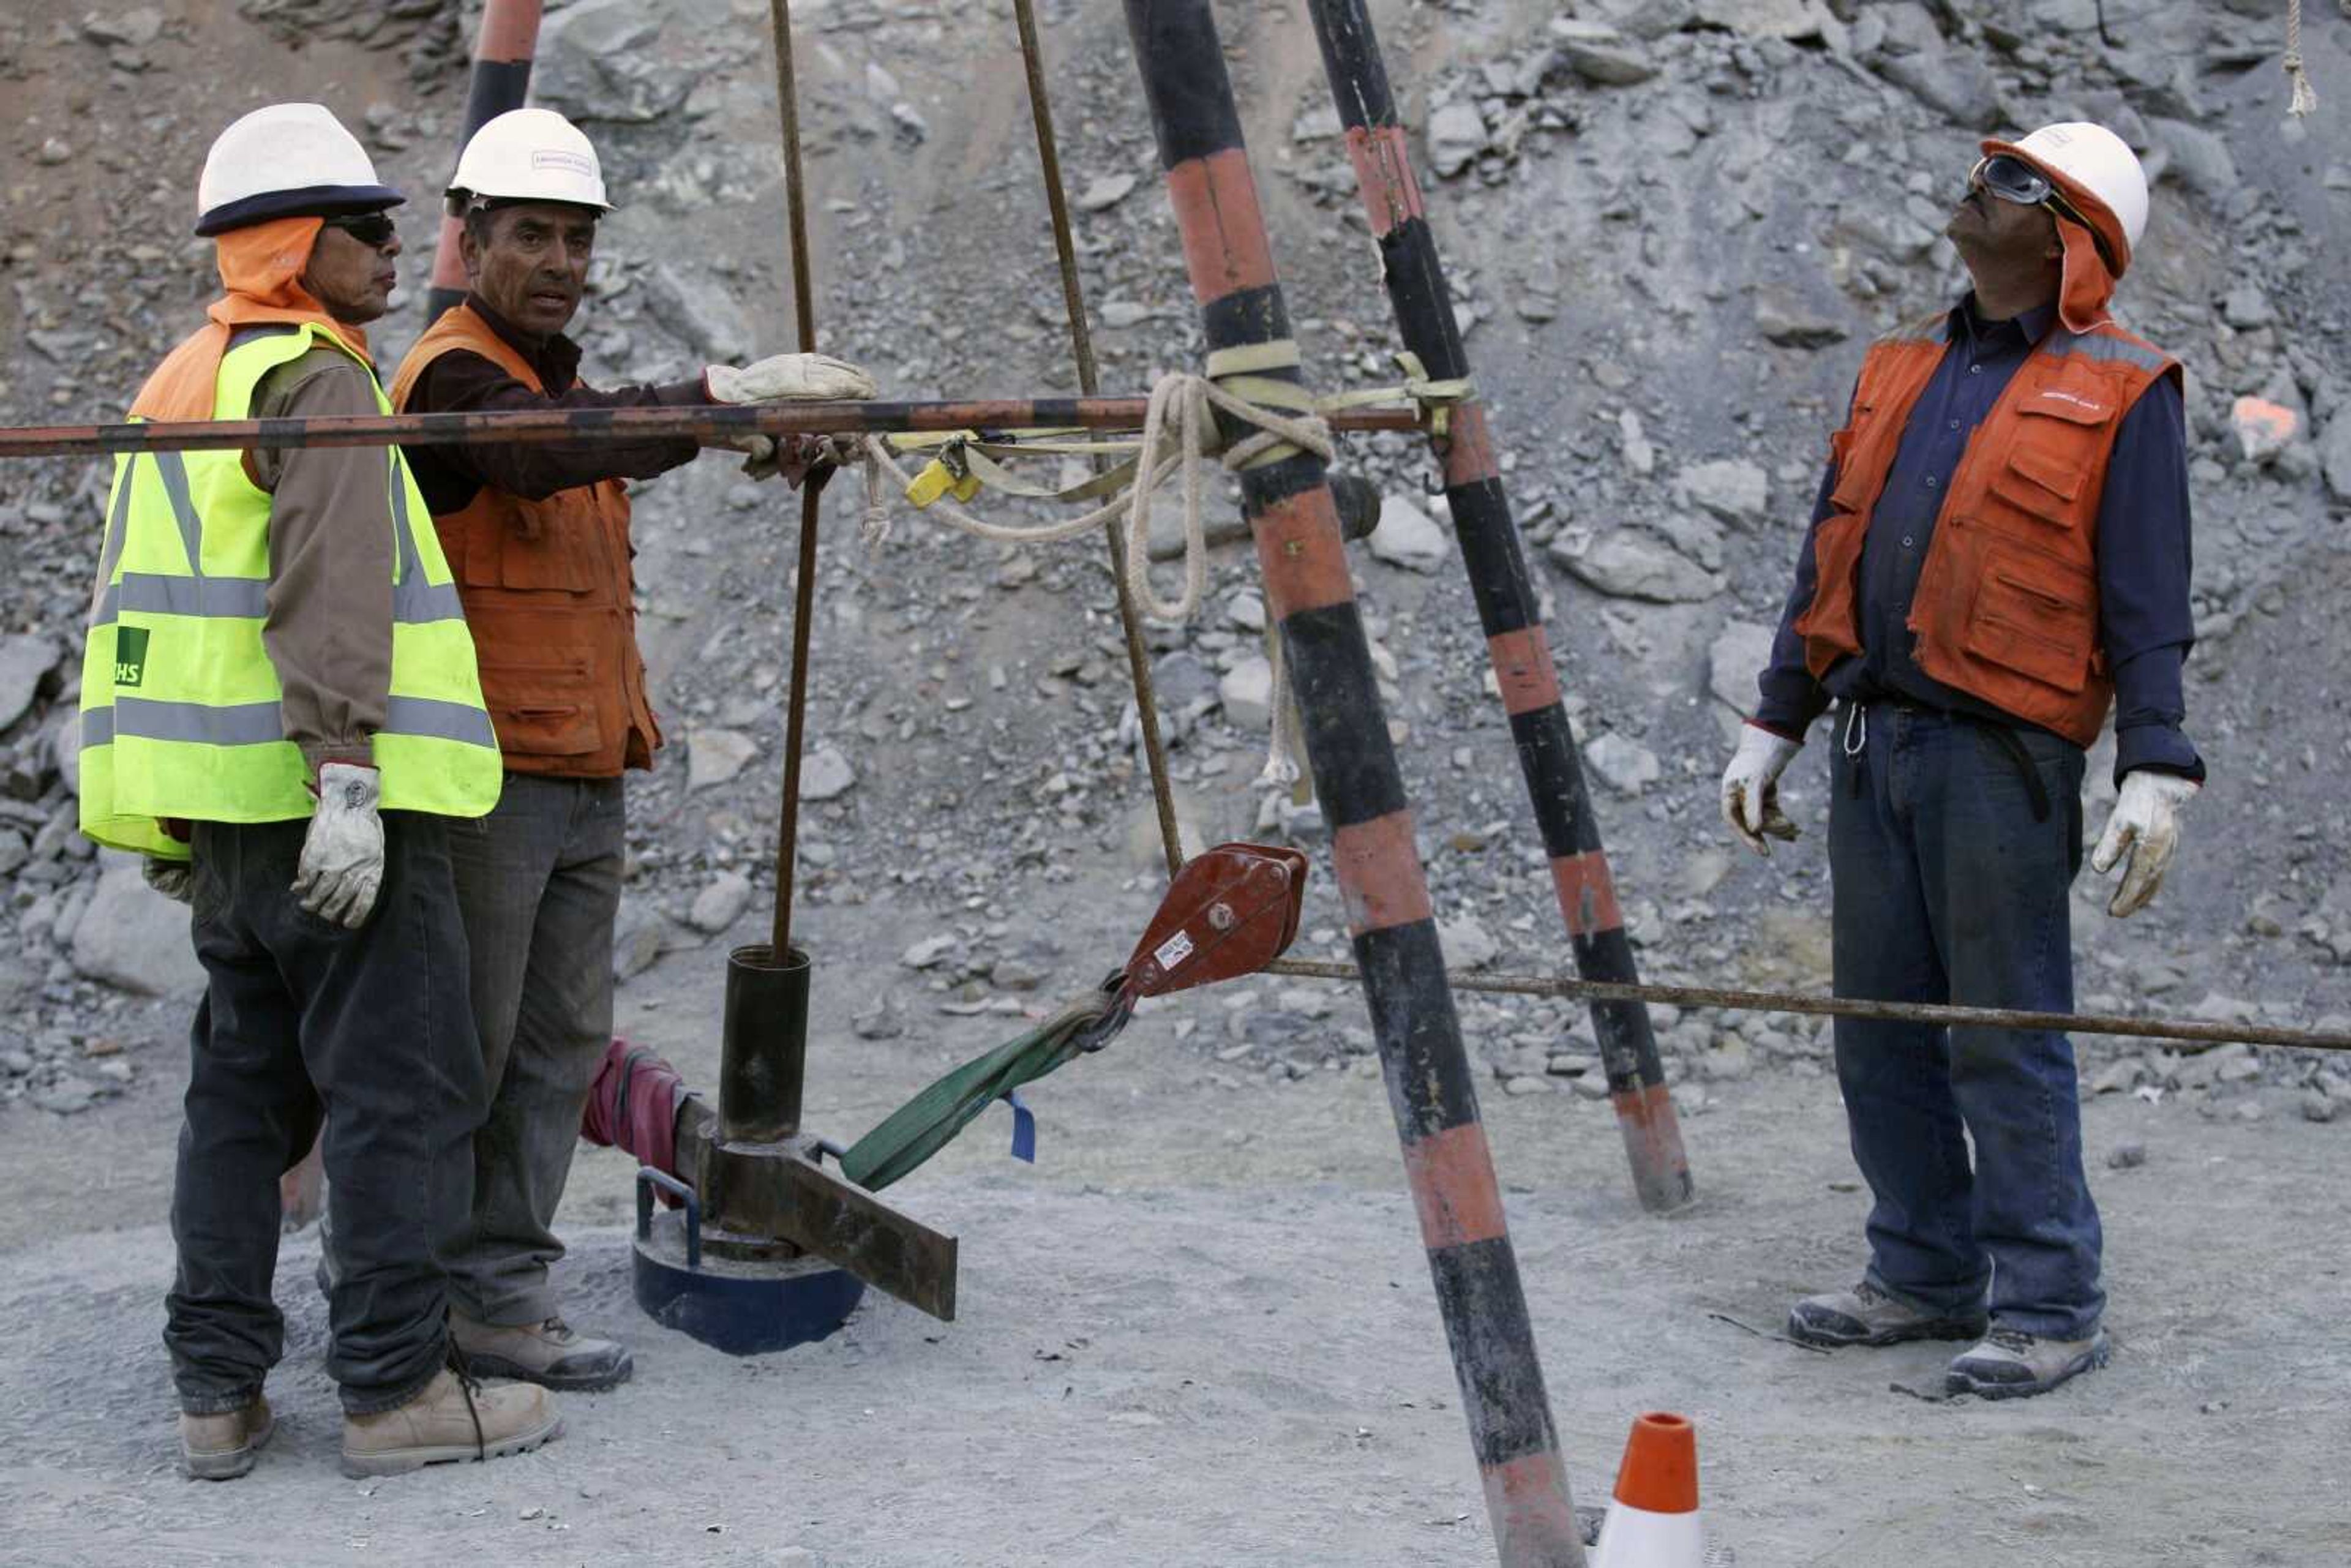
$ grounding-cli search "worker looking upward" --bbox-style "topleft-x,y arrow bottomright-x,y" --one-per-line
1719,122 -> 2202,1400
391,107 -> 874,1390
82,102 -> 558,1480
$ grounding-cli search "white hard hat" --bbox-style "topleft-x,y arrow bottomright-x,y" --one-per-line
195,102 -> 404,237
1987,121 -> 2149,258
446,108 -> 612,215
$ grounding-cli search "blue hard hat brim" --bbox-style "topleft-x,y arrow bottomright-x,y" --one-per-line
194,184 -> 408,238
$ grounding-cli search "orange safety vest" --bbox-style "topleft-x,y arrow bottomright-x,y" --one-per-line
1792,308 -> 2178,746
391,304 -> 662,777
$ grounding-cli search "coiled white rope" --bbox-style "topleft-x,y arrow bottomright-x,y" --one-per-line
852,368 -> 1335,785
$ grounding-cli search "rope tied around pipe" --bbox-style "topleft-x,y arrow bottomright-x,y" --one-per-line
849,364 -> 1338,786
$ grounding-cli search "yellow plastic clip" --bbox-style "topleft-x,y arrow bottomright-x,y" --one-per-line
906,459 -> 956,509
902,452 -> 985,510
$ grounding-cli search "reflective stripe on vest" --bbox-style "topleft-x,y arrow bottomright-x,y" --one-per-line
78,323 -> 500,856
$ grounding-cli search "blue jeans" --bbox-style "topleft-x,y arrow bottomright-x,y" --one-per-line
443,775 -> 626,1325
1826,703 -> 2102,1340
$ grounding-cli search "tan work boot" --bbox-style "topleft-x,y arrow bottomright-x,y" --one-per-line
452,1312 -> 634,1391
181,1395 -> 274,1481
340,1367 -> 562,1477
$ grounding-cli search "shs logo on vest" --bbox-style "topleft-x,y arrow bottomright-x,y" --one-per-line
113,626 -> 152,689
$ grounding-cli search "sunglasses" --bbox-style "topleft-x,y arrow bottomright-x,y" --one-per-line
320,212 -> 399,250
1967,154 -> 2118,273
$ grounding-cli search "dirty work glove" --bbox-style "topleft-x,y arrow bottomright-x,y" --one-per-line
1720,724 -> 1802,857
293,762 -> 385,929
2090,770 -> 2198,918
705,353 -> 878,405
143,856 -> 195,904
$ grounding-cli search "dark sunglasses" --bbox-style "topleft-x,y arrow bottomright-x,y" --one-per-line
1967,154 -> 2119,273
320,212 -> 399,249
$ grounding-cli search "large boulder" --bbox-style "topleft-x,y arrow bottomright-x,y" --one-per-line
1367,495 -> 1450,572
0,634 -> 59,732
72,852 -> 205,998
1708,621 -> 1779,716
1550,530 -> 1725,603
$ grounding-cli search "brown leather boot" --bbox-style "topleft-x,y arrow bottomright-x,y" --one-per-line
181,1395 -> 274,1481
340,1368 -> 562,1477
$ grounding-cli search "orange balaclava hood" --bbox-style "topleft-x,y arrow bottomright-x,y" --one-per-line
127,216 -> 372,421
1979,137 -> 2134,336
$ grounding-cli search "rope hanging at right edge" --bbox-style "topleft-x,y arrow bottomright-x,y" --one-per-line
2285,0 -> 2317,117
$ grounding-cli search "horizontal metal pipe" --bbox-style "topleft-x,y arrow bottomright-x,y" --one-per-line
1264,958 -> 2351,1055
0,399 -> 1422,459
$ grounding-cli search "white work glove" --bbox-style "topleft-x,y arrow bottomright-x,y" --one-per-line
294,762 -> 385,929
704,353 -> 878,405
143,856 -> 195,904
1720,724 -> 1803,857
2089,770 -> 2198,918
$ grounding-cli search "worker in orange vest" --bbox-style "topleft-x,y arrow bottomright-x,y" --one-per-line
1720,124 -> 2201,1400
391,108 -> 872,1390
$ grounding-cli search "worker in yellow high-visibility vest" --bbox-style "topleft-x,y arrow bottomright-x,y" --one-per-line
78,102 -> 554,1484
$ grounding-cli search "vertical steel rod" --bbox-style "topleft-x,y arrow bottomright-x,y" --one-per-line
1119,4 -> 1582,1561
1307,0 -> 1693,1215
1012,0 -> 1187,879
424,0 -> 544,323
767,0 -> 823,961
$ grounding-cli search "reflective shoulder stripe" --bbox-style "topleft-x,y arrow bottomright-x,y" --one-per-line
81,706 -> 114,748
384,695 -> 498,749
152,449 -> 206,576
113,696 -> 285,746
388,470 -> 467,625
2044,329 -> 2169,375
86,455 -> 137,632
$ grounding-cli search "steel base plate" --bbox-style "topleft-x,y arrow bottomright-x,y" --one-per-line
632,1206 -> 866,1356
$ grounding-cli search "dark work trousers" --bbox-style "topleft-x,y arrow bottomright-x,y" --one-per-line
1826,702 -> 2105,1341
444,775 -> 625,1326
168,813 -> 484,1416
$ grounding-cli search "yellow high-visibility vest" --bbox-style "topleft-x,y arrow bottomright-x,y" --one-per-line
78,321 -> 501,858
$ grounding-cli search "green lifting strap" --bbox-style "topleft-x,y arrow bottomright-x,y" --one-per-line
838,985 -> 1123,1193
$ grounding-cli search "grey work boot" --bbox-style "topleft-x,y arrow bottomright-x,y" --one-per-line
180,1395 -> 274,1481
1787,1280 -> 1989,1348
341,1368 -> 561,1477
1946,1326 -> 2111,1400
452,1313 -> 634,1392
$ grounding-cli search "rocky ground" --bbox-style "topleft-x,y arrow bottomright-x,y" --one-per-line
2,0 -> 2349,1559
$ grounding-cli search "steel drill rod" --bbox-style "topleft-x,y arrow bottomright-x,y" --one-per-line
1122,4 -> 1583,1562
1308,0 -> 1692,1215
424,0 -> 544,321
1265,958 -> 2351,1054
0,400 -> 1420,459
767,0 -> 820,962
1013,0 -> 1187,880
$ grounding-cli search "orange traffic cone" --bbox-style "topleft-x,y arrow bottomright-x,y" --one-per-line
1591,1412 -> 1704,1566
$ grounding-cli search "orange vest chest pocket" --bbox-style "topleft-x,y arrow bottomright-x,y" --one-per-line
478,494 -> 604,593
1981,389 -> 2110,533
1961,541 -> 2097,695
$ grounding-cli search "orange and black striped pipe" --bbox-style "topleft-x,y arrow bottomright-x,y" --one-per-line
424,0 -> 544,323
1308,0 -> 1692,1217
1122,4 -> 1583,1563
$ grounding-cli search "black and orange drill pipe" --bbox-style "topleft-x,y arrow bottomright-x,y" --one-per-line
1121,4 -> 1583,1563
0,399 -> 1420,460
1305,0 -> 1693,1216
424,0 -> 544,323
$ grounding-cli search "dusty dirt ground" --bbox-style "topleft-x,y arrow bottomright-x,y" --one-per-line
4,889 -> 2349,1568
